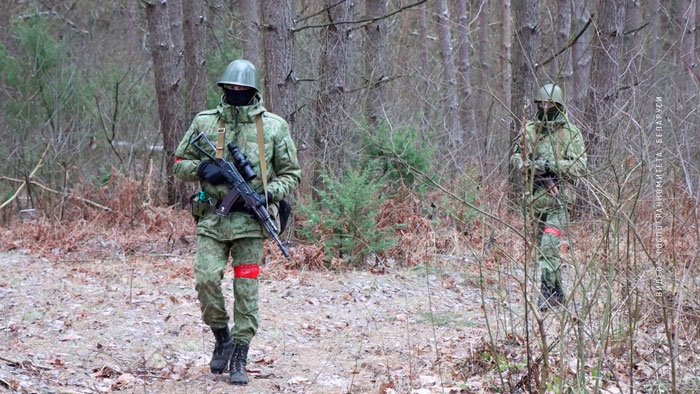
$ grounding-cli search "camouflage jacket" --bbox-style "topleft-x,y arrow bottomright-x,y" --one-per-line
174,96 -> 302,241
510,111 -> 587,210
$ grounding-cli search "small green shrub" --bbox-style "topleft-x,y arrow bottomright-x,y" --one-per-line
297,167 -> 395,266
363,123 -> 433,189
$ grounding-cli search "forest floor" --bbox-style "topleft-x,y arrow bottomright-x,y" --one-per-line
1,188 -> 698,393
0,247 -> 498,394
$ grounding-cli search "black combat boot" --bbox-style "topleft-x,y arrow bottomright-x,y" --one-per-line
229,343 -> 249,385
537,284 -> 551,311
538,283 -> 563,311
210,326 -> 234,374
552,282 -> 565,306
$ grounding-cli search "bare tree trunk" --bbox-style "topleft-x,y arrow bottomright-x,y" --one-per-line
509,0 -> 539,190
125,0 -> 142,54
418,3 -> 429,68
697,0 -> 700,64
454,0 -> 476,139
168,0 -> 184,83
417,3 -> 431,125
314,0 -> 350,185
585,1 -> 625,161
511,0 -> 540,130
677,0 -> 697,95
623,0 -> 643,87
183,0 -> 207,122
509,0 -> 541,150
555,0 -> 573,103
145,0 -> 186,205
477,0 -> 490,126
649,0 -> 661,78
434,0 -> 463,150
676,0 -> 697,192
502,0 -> 512,114
239,0 -> 261,66
364,0 -> 388,125
262,0 -> 297,131
572,0 -> 593,117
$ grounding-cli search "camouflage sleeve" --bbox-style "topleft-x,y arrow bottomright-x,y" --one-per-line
268,122 -> 301,201
551,125 -> 587,178
509,133 -> 523,167
173,118 -> 203,182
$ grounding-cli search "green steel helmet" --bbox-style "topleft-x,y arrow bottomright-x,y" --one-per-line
217,59 -> 260,91
534,83 -> 565,106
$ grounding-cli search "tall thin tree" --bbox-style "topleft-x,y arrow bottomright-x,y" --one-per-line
364,0 -> 388,125
168,0 -> 184,83
239,0 -> 261,67
585,1 -> 625,160
511,0 -> 540,131
477,0 -> 490,126
571,0 -> 593,117
262,0 -> 297,131
555,0 -> 573,104
454,0 -> 476,139
315,0 -> 350,185
434,0 -> 463,151
145,0 -> 186,205
502,0 -> 512,115
183,0 -> 207,122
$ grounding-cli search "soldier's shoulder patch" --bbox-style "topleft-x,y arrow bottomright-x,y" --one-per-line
261,112 -> 287,126
195,109 -> 219,118
562,122 -> 580,134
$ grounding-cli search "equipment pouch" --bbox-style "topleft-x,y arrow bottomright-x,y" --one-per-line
190,191 -> 210,222
278,199 -> 292,234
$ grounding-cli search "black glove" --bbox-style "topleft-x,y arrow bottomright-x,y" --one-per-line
533,157 -> 550,174
197,161 -> 226,185
527,154 -> 550,174
256,191 -> 275,206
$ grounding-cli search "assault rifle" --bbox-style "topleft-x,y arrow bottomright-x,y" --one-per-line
535,171 -> 563,210
189,132 -> 290,259
519,110 -> 563,210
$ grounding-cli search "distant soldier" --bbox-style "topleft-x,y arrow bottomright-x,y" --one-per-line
173,60 -> 301,385
510,84 -> 588,310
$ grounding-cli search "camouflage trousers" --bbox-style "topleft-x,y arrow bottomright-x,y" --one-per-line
534,208 -> 566,289
194,235 -> 263,345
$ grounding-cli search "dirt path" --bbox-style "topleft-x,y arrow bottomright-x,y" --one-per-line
0,250 -> 491,393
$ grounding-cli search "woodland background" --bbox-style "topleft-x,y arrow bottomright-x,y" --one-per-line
0,0 -> 699,393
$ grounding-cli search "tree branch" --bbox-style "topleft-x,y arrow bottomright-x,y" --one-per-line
346,75 -> 402,94
0,145 -> 50,211
0,176 -> 112,212
538,14 -> 594,68
292,0 -> 428,33
295,0 -> 348,24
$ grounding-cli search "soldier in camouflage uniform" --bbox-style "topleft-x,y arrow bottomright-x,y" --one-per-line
174,59 -> 301,385
510,84 -> 587,311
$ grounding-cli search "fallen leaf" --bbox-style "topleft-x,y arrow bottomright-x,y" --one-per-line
288,376 -> 309,385
93,365 -> 120,378
442,277 -> 456,289
59,332 -> 82,342
419,375 -> 438,386
254,357 -> 277,365
379,380 -> 395,394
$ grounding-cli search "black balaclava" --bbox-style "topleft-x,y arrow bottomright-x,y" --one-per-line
223,88 -> 256,106
536,105 -> 563,122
